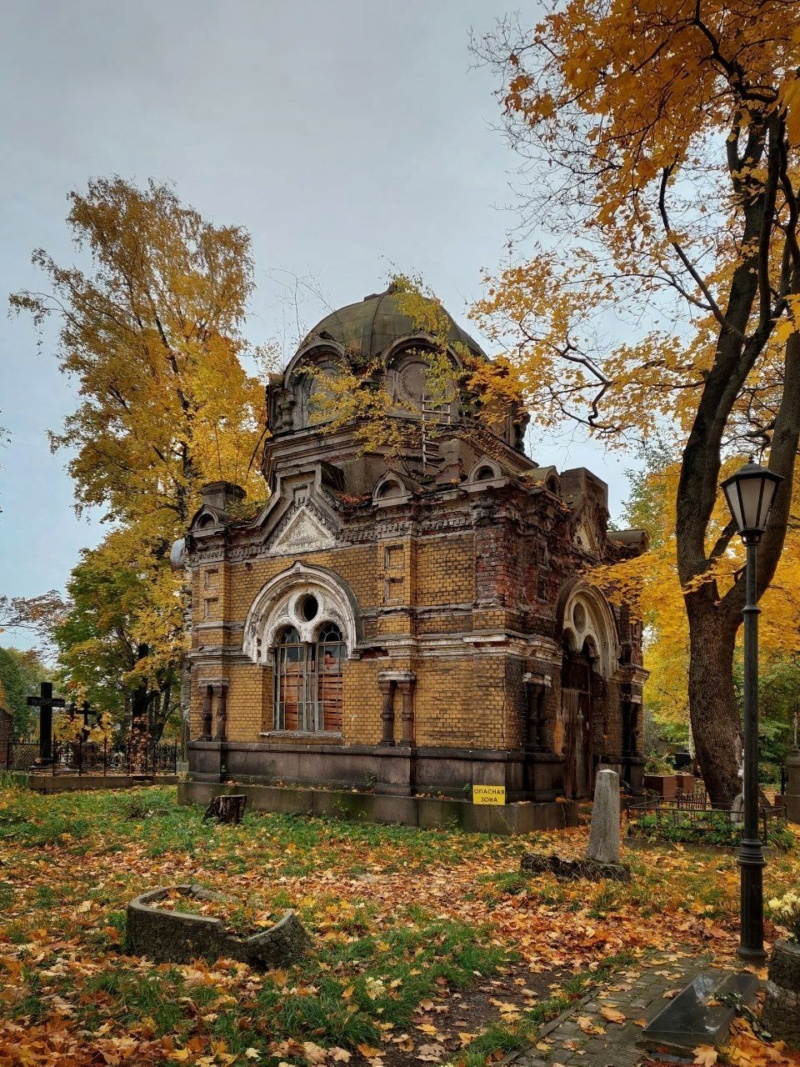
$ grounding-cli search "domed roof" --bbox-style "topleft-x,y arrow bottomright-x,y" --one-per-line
301,284 -> 487,363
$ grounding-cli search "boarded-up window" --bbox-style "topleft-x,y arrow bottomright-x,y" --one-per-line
317,623 -> 345,733
273,623 -> 345,733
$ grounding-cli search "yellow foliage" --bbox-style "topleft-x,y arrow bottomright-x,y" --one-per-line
306,273 -> 525,464
11,178 -> 267,530
602,454 -> 800,732
474,3 -> 800,797
11,179 -> 269,713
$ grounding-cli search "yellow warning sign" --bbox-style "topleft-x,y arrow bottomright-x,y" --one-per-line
472,785 -> 506,806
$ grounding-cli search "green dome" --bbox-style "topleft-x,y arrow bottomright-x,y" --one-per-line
303,285 -> 486,363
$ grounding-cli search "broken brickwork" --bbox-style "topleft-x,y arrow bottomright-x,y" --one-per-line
175,287 -> 648,802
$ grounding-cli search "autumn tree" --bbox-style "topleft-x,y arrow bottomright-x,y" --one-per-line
474,1 -> 800,804
623,446 -> 800,776
0,646 -> 51,738
52,529 -> 182,740
11,178 -> 267,728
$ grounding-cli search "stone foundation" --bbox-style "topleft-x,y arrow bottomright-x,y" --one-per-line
187,739 -> 620,802
178,780 -> 578,835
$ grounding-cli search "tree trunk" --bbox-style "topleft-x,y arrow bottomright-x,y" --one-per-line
686,591 -> 742,806
131,684 -> 150,736
150,683 -> 171,743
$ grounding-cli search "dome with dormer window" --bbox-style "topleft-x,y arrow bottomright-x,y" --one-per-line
298,283 -> 486,366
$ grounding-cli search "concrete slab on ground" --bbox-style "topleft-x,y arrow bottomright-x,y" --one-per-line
509,950 -> 738,1067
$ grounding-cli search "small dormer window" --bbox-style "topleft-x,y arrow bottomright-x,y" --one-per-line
467,459 -> 502,486
377,479 -> 403,499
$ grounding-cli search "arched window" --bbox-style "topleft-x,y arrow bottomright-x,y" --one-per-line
274,627 -> 306,731
316,623 -> 345,733
273,622 -> 345,733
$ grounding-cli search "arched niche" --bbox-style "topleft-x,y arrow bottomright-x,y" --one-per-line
242,562 -> 360,665
555,579 -> 620,679
384,338 -> 461,420
466,458 -> 503,486
282,342 -> 348,430
372,471 -> 414,507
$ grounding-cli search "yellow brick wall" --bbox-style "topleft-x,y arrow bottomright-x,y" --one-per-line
413,654 -> 523,749
414,535 -> 475,606
188,529 -> 527,750
225,662 -> 267,742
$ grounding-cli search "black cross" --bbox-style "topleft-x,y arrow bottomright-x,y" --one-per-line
79,701 -> 93,737
65,700 -> 94,736
27,682 -> 66,763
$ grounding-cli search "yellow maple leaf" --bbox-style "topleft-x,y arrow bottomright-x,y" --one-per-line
693,1045 -> 718,1066
599,1006 -> 625,1024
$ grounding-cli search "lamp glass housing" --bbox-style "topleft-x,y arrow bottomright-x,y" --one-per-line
720,461 -> 783,538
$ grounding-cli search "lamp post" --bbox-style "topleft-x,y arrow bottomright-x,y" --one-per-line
720,460 -> 784,963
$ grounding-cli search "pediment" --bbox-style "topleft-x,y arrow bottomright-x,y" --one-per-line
267,502 -> 337,554
573,515 -> 600,556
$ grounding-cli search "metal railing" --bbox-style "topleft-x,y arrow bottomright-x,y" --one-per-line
627,784 -> 786,843
4,739 -> 177,777
3,742 -> 40,772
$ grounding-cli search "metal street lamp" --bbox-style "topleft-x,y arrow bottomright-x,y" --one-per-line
720,459 -> 784,962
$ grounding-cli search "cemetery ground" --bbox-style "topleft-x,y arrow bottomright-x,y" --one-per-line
0,786 -> 798,1067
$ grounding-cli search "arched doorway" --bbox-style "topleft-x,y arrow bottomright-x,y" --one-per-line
561,638 -> 595,799
556,581 -> 620,800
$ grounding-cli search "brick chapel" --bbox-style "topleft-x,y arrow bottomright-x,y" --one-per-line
175,286 -> 648,802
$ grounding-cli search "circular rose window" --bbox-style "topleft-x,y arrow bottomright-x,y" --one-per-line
299,594 -> 319,622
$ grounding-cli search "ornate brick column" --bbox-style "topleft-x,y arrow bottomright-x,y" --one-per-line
524,678 -> 546,752
201,685 -> 213,741
523,672 -> 552,752
375,670 -> 417,796
397,678 -> 415,744
522,667 -> 563,800
378,678 -> 395,745
214,682 -> 229,742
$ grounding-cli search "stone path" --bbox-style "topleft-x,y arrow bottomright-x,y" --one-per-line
509,950 -> 719,1067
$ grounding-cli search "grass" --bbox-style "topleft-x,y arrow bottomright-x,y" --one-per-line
456,950 -> 638,1066
628,809 -> 795,849
0,785 -> 798,1067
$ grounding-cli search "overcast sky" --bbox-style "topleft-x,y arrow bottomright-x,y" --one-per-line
0,0 -> 631,651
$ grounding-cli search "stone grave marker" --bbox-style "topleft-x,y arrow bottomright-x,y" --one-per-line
587,767 -> 621,864
639,971 -> 759,1055
521,767 -> 631,882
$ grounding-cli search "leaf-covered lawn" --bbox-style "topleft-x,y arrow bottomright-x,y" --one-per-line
0,785 -> 797,1067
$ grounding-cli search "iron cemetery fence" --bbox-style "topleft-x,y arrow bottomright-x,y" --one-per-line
3,742 -> 40,773
627,783 -> 787,845
4,738 -> 177,776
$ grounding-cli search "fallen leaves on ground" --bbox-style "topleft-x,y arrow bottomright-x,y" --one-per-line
1,786 -> 799,1067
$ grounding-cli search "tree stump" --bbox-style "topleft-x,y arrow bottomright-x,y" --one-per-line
203,794 -> 247,824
